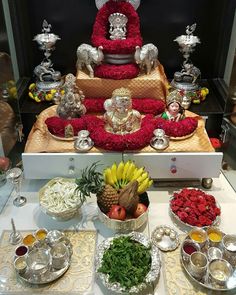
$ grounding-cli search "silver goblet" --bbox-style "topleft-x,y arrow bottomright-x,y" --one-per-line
6,168 -> 27,207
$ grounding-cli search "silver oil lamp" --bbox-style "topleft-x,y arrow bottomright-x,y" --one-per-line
33,20 -> 63,93
74,130 -> 94,152
171,24 -> 205,109
150,129 -> 169,150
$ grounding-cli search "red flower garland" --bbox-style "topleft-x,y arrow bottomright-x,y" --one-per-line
85,114 -> 156,151
170,188 -> 221,227
155,117 -> 198,138
94,64 -> 140,80
83,97 -> 165,115
91,0 -> 142,54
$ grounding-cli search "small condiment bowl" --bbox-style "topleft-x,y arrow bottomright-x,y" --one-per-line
189,252 -> 208,280
207,227 -> 223,247
26,248 -> 51,276
50,242 -> 69,269
14,256 -> 27,275
189,227 -> 208,248
15,245 -> 29,258
35,228 -> 48,242
207,247 -> 222,262
181,239 -> 200,263
22,234 -> 36,248
46,230 -> 64,246
222,234 -> 236,266
208,259 -> 233,286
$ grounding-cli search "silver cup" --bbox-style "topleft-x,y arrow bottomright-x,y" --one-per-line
46,230 -> 64,246
189,252 -> 208,280
50,242 -> 69,269
207,227 -> 223,248
14,256 -> 27,275
26,248 -> 51,276
208,259 -> 233,286
181,239 -> 200,263
189,227 -> 208,248
207,247 -> 222,262
222,234 -> 236,267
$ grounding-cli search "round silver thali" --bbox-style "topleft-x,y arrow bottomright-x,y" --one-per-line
180,234 -> 236,291
15,231 -> 72,285
95,232 -> 161,294
151,225 -> 179,252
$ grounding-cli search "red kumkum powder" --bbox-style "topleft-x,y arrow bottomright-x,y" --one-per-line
183,244 -> 197,255
15,246 -> 28,256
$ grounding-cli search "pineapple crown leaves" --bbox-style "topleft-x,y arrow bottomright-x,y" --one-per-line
75,162 -> 104,204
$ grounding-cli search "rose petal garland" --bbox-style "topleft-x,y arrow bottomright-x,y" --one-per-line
91,0 -> 142,54
170,188 -> 221,227
155,117 -> 198,138
83,97 -> 165,115
94,64 -> 140,80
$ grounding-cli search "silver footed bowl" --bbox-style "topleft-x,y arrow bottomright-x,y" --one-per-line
95,232 -> 161,294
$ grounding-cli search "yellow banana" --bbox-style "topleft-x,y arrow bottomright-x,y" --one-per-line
116,161 -> 124,182
111,163 -> 118,184
138,177 -> 150,194
137,172 -> 148,183
131,167 -> 144,181
105,168 -> 115,186
148,179 -> 153,187
122,160 -> 131,180
126,162 -> 136,181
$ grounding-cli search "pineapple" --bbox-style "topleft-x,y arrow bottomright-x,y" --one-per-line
97,184 -> 119,213
76,162 -> 119,213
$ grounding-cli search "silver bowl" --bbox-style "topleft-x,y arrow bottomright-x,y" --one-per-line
26,248 -> 51,276
208,259 -> 233,286
95,232 -> 161,294
39,178 -> 82,221
97,206 -> 148,231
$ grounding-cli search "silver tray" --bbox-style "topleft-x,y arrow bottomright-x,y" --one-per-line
151,225 -> 179,252
95,232 -> 161,294
180,235 -> 236,291
169,194 -> 221,232
18,259 -> 70,284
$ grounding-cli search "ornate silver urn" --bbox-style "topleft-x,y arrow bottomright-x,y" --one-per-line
33,20 -> 62,92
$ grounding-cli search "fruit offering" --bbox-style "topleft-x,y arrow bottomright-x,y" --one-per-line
103,160 -> 153,194
170,188 -> 221,227
76,161 -> 151,220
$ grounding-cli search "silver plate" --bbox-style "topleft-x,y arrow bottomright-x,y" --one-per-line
180,235 -> 236,291
151,225 -> 179,252
169,190 -> 221,232
16,232 -> 72,285
95,232 -> 161,294
18,259 -> 70,284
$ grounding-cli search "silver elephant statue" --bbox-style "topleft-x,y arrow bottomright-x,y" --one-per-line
135,43 -> 158,74
174,63 -> 201,84
76,44 -> 104,78
33,60 -> 61,82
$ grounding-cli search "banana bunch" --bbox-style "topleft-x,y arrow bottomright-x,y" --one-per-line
103,160 -> 153,194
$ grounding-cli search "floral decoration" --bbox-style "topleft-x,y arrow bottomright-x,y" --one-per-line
178,87 -> 209,105
94,64 -> 140,80
83,97 -> 165,115
170,188 -> 221,227
45,114 -> 157,151
91,0 -> 142,54
209,138 -> 222,150
155,117 -> 198,138
28,83 -> 65,103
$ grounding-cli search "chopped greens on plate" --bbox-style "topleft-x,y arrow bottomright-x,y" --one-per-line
98,236 -> 151,290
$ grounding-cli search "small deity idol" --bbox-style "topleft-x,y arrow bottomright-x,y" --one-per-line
161,91 -> 185,122
104,88 -> 141,135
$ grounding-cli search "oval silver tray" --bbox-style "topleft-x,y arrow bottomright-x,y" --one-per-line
180,235 -> 236,291
18,259 -> 70,284
169,194 -> 221,232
